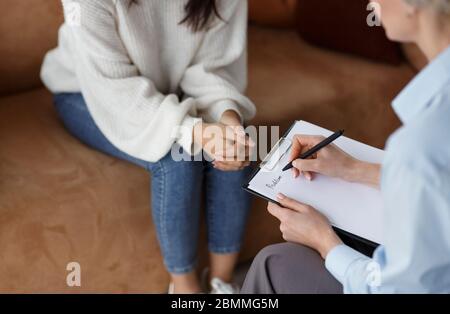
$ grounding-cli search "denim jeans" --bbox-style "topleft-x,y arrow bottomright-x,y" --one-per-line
53,93 -> 252,274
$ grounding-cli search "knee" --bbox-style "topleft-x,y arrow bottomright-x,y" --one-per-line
246,243 -> 340,294
152,152 -> 202,176
243,243 -> 309,294
253,243 -> 294,265
253,242 -> 319,268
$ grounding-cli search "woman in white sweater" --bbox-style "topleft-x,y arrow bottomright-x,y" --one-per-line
41,0 -> 256,293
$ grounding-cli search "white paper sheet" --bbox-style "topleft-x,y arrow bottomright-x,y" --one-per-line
248,121 -> 384,244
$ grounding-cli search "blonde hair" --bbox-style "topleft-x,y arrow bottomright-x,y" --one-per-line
404,0 -> 450,14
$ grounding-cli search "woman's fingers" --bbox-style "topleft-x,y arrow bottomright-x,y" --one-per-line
224,125 -> 244,144
214,141 -> 252,161
276,193 -> 310,213
214,143 -> 237,161
213,160 -> 250,171
292,158 -> 320,174
214,160 -> 248,168
291,168 -> 313,181
289,135 -> 324,180
304,171 -> 314,180
205,124 -> 255,161
202,123 -> 255,162
267,202 -> 292,222
290,135 -> 325,162
214,165 -> 245,172
231,125 -> 251,147
225,125 -> 254,151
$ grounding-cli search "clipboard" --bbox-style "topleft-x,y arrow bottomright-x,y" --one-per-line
243,121 -> 383,248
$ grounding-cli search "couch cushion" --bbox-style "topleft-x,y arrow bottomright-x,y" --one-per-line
249,0 -> 297,28
295,0 -> 403,65
0,0 -> 63,96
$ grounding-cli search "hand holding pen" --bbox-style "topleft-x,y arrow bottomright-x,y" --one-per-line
284,131 -> 359,181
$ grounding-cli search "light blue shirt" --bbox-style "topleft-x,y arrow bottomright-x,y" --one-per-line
325,46 -> 450,293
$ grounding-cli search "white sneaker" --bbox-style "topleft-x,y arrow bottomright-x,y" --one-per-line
201,268 -> 240,294
209,277 -> 240,294
168,282 -> 175,294
168,282 -> 205,294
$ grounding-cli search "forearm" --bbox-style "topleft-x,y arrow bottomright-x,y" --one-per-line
345,160 -> 381,188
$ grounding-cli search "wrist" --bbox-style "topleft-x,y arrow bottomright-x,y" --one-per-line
193,121 -> 206,147
343,158 -> 363,182
317,228 -> 342,260
346,160 -> 380,186
344,159 -> 369,181
220,110 -> 242,126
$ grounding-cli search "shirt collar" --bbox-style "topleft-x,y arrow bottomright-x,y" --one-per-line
392,45 -> 450,124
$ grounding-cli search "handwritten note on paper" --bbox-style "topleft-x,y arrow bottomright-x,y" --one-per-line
266,176 -> 282,189
247,121 -> 385,244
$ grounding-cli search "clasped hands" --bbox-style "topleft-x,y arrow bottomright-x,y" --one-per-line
193,110 -> 254,171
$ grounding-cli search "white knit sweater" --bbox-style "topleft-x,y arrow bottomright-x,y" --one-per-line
41,0 -> 256,162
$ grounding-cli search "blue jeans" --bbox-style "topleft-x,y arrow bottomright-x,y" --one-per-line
53,93 -> 252,274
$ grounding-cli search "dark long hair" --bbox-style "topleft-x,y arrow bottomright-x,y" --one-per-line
129,0 -> 221,32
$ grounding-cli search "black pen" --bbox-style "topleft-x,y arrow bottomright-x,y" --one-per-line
282,130 -> 345,172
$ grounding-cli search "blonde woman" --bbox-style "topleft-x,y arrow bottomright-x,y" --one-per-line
242,0 -> 450,293
42,0 -> 256,294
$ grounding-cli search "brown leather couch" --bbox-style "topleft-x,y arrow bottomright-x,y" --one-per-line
0,0 -> 414,293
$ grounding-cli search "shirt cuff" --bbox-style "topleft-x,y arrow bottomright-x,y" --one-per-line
325,244 -> 369,284
176,115 -> 203,156
205,100 -> 243,124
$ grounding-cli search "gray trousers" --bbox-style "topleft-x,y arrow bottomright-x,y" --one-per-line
241,243 -> 343,294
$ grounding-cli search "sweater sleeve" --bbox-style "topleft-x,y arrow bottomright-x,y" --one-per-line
67,0 -> 201,162
180,0 -> 256,124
